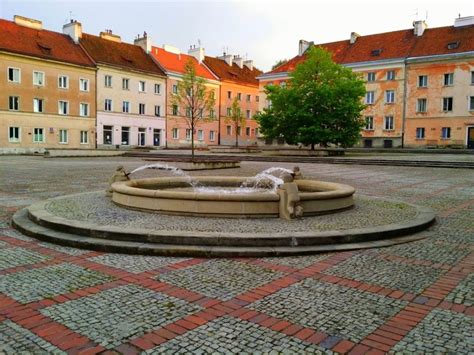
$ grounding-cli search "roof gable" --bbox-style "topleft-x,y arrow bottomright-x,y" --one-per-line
203,56 -> 262,86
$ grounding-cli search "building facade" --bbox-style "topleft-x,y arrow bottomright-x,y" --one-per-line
0,16 -> 96,153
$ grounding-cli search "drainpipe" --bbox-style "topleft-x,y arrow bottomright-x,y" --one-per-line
218,84 -> 222,145
401,59 -> 408,148
165,79 -> 168,149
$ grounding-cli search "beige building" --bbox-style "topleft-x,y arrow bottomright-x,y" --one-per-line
0,16 -> 96,153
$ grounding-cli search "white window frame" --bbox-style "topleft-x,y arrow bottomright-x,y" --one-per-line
172,128 -> 179,139
209,130 -> 215,141
33,71 -> 45,86
79,78 -> 89,92
197,129 -> 204,141
226,125 -> 232,135
367,72 -> 376,82
154,105 -> 161,117
416,127 -> 425,139
122,78 -> 130,90
246,94 -> 251,102
443,73 -> 454,86
104,75 -> 112,88
385,90 -> 395,104
172,105 -> 178,116
364,116 -> 374,130
185,129 -> 192,140
365,91 -> 375,105
59,129 -> 68,144
58,100 -> 69,115
33,128 -> 45,143
246,127 -> 251,136
469,96 -> 474,111
8,67 -> 21,83
441,127 -> 451,140
246,110 -> 251,119
417,98 -> 427,113
172,84 -> 178,94
8,126 -> 21,143
442,97 -> 453,112
139,81 -> 146,92
122,101 -> 130,113
9,96 -> 20,111
58,75 -> 69,89
383,116 -> 394,130
80,103 -> 89,117
154,83 -> 161,94
418,75 -> 428,88
226,107 -> 232,116
105,99 -> 113,112
139,103 -> 146,115
386,70 -> 395,81
80,130 -> 89,144
33,98 -> 44,113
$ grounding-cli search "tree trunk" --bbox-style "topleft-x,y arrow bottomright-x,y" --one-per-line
235,125 -> 239,147
191,120 -> 195,161
311,143 -> 315,150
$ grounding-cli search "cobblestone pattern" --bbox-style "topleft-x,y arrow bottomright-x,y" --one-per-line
38,242 -> 90,256
392,309 -> 473,353
0,320 -> 65,354
444,274 -> 474,306
158,259 -> 285,301
250,279 -> 407,342
41,284 -> 202,349
0,263 -> 113,303
89,254 -> 189,274
324,254 -> 445,293
0,247 -> 51,271
145,316 -> 330,354
261,254 -> 331,269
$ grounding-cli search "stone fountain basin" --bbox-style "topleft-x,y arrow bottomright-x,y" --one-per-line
112,177 -> 355,218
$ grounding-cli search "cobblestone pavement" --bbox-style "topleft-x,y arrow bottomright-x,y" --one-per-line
0,156 -> 472,354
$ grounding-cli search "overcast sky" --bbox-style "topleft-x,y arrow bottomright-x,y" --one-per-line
1,0 -> 472,71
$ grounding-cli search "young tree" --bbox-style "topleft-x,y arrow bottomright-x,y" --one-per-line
170,59 -> 216,159
226,97 -> 245,147
272,58 -> 288,70
256,47 -> 366,149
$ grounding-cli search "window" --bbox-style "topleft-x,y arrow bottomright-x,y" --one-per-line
469,96 -> 474,111
441,127 -> 451,139
471,71 -> 474,85
105,99 -> 112,112
418,75 -> 428,88
384,116 -> 394,130
139,103 -> 146,115
385,90 -> 395,104
185,129 -> 191,140
237,127 -> 241,136
80,103 -> 89,117
122,101 -> 130,113
8,67 -> 20,83
9,96 -> 19,111
33,128 -> 44,143
33,71 -> 44,86
198,108 -> 204,118
121,127 -> 130,145
442,97 -> 453,112
32,98 -> 43,113
58,75 -> 68,89
246,110 -> 251,119
365,116 -> 374,130
226,125 -> 232,135
209,109 -> 215,119
416,127 -> 425,139
227,91 -> 232,99
367,72 -> 376,82
104,75 -> 112,88
139,81 -> 146,92
80,131 -> 89,144
280,81 -> 286,88
246,127 -> 250,136
444,73 -> 454,86
386,70 -> 395,81
237,93 -> 242,101
417,98 -> 427,113
246,94 -> 251,102
447,41 -> 459,50
59,129 -> 68,144
255,128 -> 259,136
58,101 -> 69,115
8,127 -> 20,143
209,130 -> 215,141
103,125 -> 113,145
197,130 -> 204,141
172,84 -> 178,94
172,128 -> 179,139
365,91 -> 375,104
186,107 -> 191,118
226,107 -> 232,116
154,83 -> 161,94
79,78 -> 89,91
154,105 -> 161,117
172,105 -> 178,116
122,78 -> 129,90
256,95 -> 259,102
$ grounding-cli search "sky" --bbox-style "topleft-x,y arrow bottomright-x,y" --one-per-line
0,0 -> 472,71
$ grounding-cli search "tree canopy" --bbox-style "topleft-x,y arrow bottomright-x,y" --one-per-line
256,47 -> 366,149
225,97 -> 246,147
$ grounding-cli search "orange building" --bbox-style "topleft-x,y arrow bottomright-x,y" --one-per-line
203,55 -> 262,146
258,17 -> 474,149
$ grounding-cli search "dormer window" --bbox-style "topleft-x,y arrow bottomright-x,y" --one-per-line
447,41 -> 460,50
37,43 -> 51,55
371,49 -> 382,56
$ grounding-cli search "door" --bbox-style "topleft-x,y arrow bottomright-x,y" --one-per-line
138,128 -> 146,146
153,129 -> 161,146
468,127 -> 474,149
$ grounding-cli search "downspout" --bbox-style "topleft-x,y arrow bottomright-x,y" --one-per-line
165,78 -> 168,149
401,58 -> 408,148
218,83 -> 222,145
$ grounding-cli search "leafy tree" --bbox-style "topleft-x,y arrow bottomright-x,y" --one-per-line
225,97 -> 246,147
170,59 -> 216,159
256,47 -> 366,149
272,58 -> 288,70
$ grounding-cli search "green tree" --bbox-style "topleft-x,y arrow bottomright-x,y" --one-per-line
226,97 -> 245,147
272,58 -> 288,70
170,59 -> 216,159
256,47 -> 366,149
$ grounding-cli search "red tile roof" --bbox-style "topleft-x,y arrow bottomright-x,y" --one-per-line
150,47 -> 217,80
265,24 -> 474,76
0,19 -> 94,67
203,56 -> 262,87
80,33 -> 165,76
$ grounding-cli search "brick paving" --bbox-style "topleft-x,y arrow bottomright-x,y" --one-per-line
0,155 -> 473,354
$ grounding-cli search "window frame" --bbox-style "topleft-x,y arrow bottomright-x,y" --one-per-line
79,78 -> 89,92
80,102 -> 89,117
154,105 -> 161,117
122,101 -> 130,113
365,91 -> 375,105
197,129 -> 204,141
80,130 -> 89,144
58,100 -> 69,115
209,130 -> 215,141
418,75 -> 428,88
58,75 -> 69,89
172,128 -> 179,139
364,116 -> 374,130
104,75 -> 112,88
33,98 -> 44,113
383,116 -> 394,131
138,81 -> 146,93
8,126 -> 21,143
33,71 -> 45,86
416,127 -> 425,140
443,73 -> 454,86
122,78 -> 130,90
416,98 -> 427,113
441,127 -> 451,140
59,129 -> 69,144
385,90 -> 395,104
33,127 -> 45,143
172,105 -> 178,116
104,99 -> 113,112
469,96 -> 474,111
154,83 -> 161,94
139,103 -> 146,115
185,129 -> 192,140
386,70 -> 395,81
367,72 -> 376,82
442,97 -> 453,112
9,96 -> 20,111
7,67 -> 21,83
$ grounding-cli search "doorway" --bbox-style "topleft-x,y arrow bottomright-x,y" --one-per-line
138,128 -> 146,146
468,127 -> 474,149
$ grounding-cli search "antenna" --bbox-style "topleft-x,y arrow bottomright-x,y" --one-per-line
198,39 -> 201,47
65,10 -> 76,24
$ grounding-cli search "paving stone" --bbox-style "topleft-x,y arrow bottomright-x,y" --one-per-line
144,316 -> 330,354
444,274 -> 474,306
41,284 -> 202,349
89,253 -> 189,274
158,259 -> 285,301
39,241 -> 90,256
249,279 -> 407,342
0,228 -> 35,242
0,247 -> 51,271
0,263 -> 113,303
261,254 -> 332,269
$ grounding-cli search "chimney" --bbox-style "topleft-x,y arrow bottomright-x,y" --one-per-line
243,59 -> 253,70
134,31 -> 152,53
218,53 -> 233,66
350,32 -> 360,44
298,39 -> 312,56
188,45 -> 205,63
413,20 -> 427,37
63,20 -> 82,44
14,15 -> 42,30
454,15 -> 474,27
100,30 -> 121,42
233,55 -> 243,68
